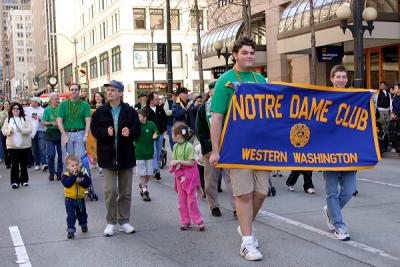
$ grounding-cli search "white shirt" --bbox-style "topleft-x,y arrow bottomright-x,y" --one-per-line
24,106 -> 45,132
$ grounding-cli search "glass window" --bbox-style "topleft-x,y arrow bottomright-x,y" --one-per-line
133,44 -> 149,68
62,64 -> 73,85
150,9 -> 164,30
133,8 -> 146,29
99,52 -> 109,76
112,46 -> 121,72
190,9 -> 203,30
171,9 -> 180,30
367,0 -> 398,13
81,62 -> 88,77
89,57 -> 98,79
172,44 -> 182,67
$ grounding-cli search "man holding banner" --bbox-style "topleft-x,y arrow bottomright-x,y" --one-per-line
210,36 -> 269,261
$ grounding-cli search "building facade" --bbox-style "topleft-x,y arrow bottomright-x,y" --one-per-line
6,9 -> 35,97
56,0 -> 211,105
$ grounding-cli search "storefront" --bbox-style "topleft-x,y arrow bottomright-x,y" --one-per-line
135,81 -> 182,94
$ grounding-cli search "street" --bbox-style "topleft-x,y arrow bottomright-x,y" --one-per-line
0,153 -> 399,267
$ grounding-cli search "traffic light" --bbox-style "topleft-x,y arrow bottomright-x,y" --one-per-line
157,43 -> 167,64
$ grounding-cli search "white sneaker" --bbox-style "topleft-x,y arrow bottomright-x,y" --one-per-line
334,226 -> 351,241
240,241 -> 263,261
41,164 -> 48,171
237,225 -> 259,248
104,224 -> 116,236
323,206 -> 335,231
34,165 -> 40,171
288,186 -> 295,192
22,182 -> 29,187
119,223 -> 135,234
306,188 -> 315,194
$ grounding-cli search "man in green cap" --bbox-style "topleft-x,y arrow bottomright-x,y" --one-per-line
134,92 -> 147,110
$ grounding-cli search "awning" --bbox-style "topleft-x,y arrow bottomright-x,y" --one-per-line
201,20 -> 243,55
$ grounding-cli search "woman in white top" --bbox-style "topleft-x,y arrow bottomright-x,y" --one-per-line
1,102 -> 32,189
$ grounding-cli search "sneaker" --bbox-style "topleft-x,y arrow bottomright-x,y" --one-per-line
142,191 -> 151,202
139,183 -> 144,198
34,165 -> 40,171
240,241 -> 263,261
334,226 -> 351,241
154,171 -> 161,180
306,188 -> 315,194
81,224 -> 88,233
11,183 -> 19,189
288,185 -> 295,192
56,174 -> 62,181
277,170 -> 283,177
217,188 -> 223,193
180,224 -> 191,231
67,232 -> 75,239
323,206 -> 335,231
353,190 -> 358,196
211,207 -> 221,217
49,174 -> 55,181
237,225 -> 259,248
42,164 -> 48,171
119,223 -> 135,234
272,172 -> 277,177
22,182 -> 29,187
198,224 -> 206,231
104,224 -> 116,236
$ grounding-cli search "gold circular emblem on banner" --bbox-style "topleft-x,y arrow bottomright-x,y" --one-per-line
290,123 -> 310,148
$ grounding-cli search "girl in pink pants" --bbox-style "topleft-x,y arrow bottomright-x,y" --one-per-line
169,122 -> 205,231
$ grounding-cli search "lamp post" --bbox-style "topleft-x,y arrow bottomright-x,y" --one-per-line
336,1 -> 377,88
213,40 -> 233,71
49,32 -> 79,84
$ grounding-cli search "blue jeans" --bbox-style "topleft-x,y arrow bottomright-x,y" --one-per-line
324,171 -> 357,228
46,140 -> 63,176
167,124 -> 174,151
152,134 -> 164,172
65,198 -> 87,233
62,131 -> 85,169
32,131 -> 47,165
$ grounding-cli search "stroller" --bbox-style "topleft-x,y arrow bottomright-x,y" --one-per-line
81,153 -> 98,201
159,139 -> 168,169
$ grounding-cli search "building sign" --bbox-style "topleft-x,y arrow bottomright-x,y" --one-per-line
212,66 -> 232,79
136,82 -> 181,92
317,46 -> 344,62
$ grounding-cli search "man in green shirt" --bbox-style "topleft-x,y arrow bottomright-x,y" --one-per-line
43,92 -> 63,181
210,36 -> 270,261
57,83 -> 91,166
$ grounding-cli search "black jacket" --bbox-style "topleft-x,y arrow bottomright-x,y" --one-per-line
172,98 -> 190,126
145,105 -> 167,134
195,104 -> 212,155
90,102 -> 140,170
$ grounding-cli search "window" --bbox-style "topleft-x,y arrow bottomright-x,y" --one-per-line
111,46 -> 121,72
89,57 -> 98,79
133,44 -> 149,68
16,23 -> 23,29
112,11 -> 120,32
18,56 -> 25,62
150,9 -> 164,29
17,48 -> 24,54
190,9 -> 203,30
99,52 -> 109,76
27,56 -> 33,63
133,43 -> 182,68
17,40 -> 24,46
17,32 -> 24,38
26,32 -> 32,39
172,44 -> 182,67
171,9 -> 180,30
62,64 -> 73,86
26,48 -> 33,53
133,8 -> 145,29
81,62 -> 88,80
101,20 -> 107,40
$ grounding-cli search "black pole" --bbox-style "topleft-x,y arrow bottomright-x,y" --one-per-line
166,0 -> 173,94
353,0 -> 365,88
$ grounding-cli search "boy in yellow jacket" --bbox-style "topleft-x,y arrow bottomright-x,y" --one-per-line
62,155 -> 91,239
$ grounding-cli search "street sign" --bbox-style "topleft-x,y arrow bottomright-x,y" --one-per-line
157,43 -> 167,64
317,46 -> 344,62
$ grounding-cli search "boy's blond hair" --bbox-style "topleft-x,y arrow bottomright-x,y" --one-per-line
65,155 -> 80,166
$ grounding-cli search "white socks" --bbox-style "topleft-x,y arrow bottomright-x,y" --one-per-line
242,236 -> 253,245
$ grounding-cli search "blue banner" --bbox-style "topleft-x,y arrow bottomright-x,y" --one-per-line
217,82 -> 381,171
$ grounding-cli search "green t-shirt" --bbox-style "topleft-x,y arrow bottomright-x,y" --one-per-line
210,69 -> 266,115
135,121 -> 158,160
43,106 -> 59,130
57,99 -> 91,130
173,141 -> 195,161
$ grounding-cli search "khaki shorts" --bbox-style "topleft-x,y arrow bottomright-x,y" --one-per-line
229,169 -> 271,197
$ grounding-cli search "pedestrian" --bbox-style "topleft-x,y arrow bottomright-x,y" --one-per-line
391,82 -> 400,114
61,155 -> 91,239
0,100 -> 11,168
90,92 -> 106,109
188,95 -> 202,131
164,93 -> 176,150
1,102 -> 32,189
286,171 -> 315,194
375,81 -> 392,128
172,87 -> 191,126
144,92 -> 167,180
135,109 -> 158,202
209,36 -> 270,261
323,64 -> 358,241
169,122 -> 205,231
43,92 -> 63,181
134,92 -> 147,110
25,97 -> 47,171
195,81 -> 235,217
57,83 -> 91,164
91,80 -> 141,236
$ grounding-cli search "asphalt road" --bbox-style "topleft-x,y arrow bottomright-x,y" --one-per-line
0,152 -> 399,267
